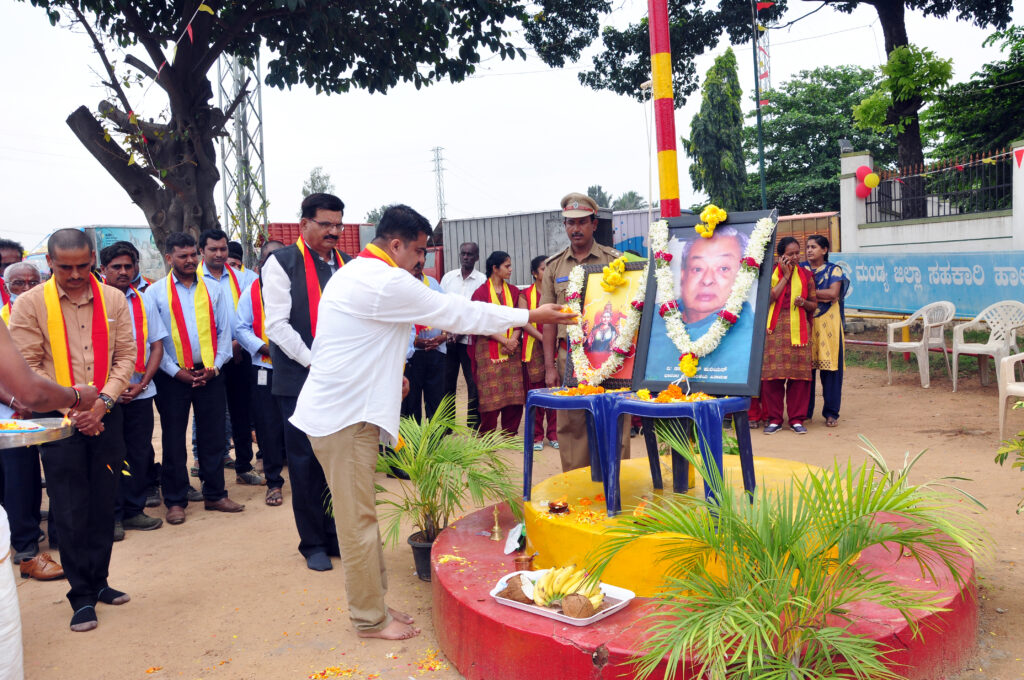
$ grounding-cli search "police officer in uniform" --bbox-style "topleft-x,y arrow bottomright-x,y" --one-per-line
539,192 -> 630,472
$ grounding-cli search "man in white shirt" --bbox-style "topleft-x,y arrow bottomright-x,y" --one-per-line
439,242 -> 485,428
290,205 -> 573,641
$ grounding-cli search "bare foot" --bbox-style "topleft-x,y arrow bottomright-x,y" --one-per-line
356,619 -> 421,640
388,607 -> 414,624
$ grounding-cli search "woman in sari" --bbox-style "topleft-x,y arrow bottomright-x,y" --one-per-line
801,235 -> 845,427
471,251 -> 539,435
521,255 -> 557,451
749,236 -> 817,434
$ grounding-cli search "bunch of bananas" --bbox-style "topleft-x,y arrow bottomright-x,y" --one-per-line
531,565 -> 604,609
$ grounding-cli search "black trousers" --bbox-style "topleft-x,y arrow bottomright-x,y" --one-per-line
0,446 -> 43,553
39,406 -> 124,611
223,354 -> 254,475
250,366 -> 285,489
807,346 -> 844,421
276,394 -> 338,558
444,342 -> 479,428
154,371 -> 227,506
115,396 -> 156,520
403,349 -> 447,422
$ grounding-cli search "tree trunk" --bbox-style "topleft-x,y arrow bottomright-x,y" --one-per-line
868,0 -> 926,217
65,53 -> 224,254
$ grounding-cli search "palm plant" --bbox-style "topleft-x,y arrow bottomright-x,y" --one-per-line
374,394 -> 522,545
589,423 -> 986,680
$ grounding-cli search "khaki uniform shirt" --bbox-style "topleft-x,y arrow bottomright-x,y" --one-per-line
9,279 -> 136,401
539,241 -> 621,342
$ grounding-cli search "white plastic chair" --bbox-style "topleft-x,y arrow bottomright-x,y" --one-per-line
998,352 -> 1024,438
886,301 -> 955,389
952,301 -> 1024,392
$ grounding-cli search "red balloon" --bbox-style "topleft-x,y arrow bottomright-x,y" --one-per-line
856,165 -> 872,182
855,182 -> 872,199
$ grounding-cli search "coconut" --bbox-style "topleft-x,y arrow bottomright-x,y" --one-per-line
498,575 -> 533,604
560,593 -> 596,619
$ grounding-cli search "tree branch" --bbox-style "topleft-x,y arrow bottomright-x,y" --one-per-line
112,0 -> 172,85
124,54 -> 157,80
192,2 -> 269,78
66,105 -> 163,216
211,77 -> 251,137
98,101 -> 171,139
71,6 -> 134,116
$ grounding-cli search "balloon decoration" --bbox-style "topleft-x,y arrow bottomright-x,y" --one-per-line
854,165 -> 880,200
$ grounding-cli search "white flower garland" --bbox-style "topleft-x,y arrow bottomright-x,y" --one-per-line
564,261 -> 648,385
651,216 -> 775,363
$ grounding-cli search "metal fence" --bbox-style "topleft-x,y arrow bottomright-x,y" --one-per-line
865,149 -> 1013,223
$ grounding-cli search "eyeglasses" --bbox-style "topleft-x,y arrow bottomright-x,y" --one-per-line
308,219 -> 343,230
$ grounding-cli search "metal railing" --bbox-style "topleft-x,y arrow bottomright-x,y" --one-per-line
865,149 -> 1013,223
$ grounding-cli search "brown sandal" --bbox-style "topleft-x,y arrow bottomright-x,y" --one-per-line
265,487 -> 284,506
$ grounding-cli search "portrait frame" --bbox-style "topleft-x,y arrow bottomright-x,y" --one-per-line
632,210 -> 778,396
564,261 -> 648,389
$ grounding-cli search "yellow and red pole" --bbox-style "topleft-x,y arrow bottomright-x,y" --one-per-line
648,0 -> 680,218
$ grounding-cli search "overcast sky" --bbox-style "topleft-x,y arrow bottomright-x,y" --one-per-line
1,1 -> 1020,251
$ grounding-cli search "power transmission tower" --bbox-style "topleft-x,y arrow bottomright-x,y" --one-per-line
217,54 -> 268,267
432,146 -> 446,222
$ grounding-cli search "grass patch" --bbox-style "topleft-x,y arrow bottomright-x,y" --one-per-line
845,326 -> 994,380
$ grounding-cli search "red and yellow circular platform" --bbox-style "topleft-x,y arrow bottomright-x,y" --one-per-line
431,456 -> 977,679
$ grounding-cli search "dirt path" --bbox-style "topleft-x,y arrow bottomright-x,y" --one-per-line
10,364 -> 1024,679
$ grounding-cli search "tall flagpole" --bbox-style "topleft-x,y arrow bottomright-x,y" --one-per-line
647,0 -> 681,219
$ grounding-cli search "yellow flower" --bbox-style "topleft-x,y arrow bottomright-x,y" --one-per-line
395,435 -> 405,451
700,204 -> 728,230
678,353 -> 699,377
636,388 -> 652,400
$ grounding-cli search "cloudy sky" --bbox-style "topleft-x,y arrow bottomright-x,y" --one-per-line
1,1 -> 1020,250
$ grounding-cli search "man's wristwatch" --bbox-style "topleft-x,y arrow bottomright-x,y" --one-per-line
99,394 -> 115,413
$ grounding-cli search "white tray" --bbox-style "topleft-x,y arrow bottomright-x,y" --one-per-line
489,569 -> 635,627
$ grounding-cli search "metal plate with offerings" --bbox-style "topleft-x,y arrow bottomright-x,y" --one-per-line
0,418 -> 75,448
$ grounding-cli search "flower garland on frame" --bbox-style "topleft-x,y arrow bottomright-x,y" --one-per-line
564,256 -> 647,386
651,210 -> 775,376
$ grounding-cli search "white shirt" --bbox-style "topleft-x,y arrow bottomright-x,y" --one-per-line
262,249 -> 340,368
290,256 -> 528,444
440,268 -> 486,344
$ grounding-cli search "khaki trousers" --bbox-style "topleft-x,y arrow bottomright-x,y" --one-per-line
309,422 -> 391,632
556,348 -> 631,473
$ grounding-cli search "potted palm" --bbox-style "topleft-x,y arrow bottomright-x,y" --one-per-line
375,395 -> 523,581
590,424 -> 986,679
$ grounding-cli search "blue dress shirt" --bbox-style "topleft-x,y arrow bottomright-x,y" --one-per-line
126,286 -> 169,399
145,272 -> 233,376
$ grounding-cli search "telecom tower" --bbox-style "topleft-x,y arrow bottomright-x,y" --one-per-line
432,146 -> 447,223
217,54 -> 268,266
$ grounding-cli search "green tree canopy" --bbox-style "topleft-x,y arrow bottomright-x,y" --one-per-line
684,48 -> 746,208
742,65 -> 897,215
587,184 -> 612,208
924,26 -> 1024,159
23,0 -> 610,249
612,190 -> 648,211
580,1 -> 1009,185
363,204 -> 392,225
301,166 -> 335,199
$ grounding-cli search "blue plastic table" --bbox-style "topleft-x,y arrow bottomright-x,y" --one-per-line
522,388 -> 607,502
602,394 -> 755,516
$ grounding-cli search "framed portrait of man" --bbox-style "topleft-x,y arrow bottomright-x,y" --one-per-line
633,210 -> 777,396
564,261 -> 647,389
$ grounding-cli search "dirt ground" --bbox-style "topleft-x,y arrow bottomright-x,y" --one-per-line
10,362 -> 1024,680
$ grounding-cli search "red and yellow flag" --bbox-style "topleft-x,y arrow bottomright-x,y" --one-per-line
43,276 -> 110,386
166,274 -> 217,369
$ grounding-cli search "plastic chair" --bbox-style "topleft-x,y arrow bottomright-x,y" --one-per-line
522,388 -> 605,502
998,352 -> 1024,438
603,394 -> 754,516
885,301 -> 955,389
952,301 -> 1024,392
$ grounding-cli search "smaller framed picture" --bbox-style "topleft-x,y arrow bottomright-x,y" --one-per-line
564,261 -> 647,389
